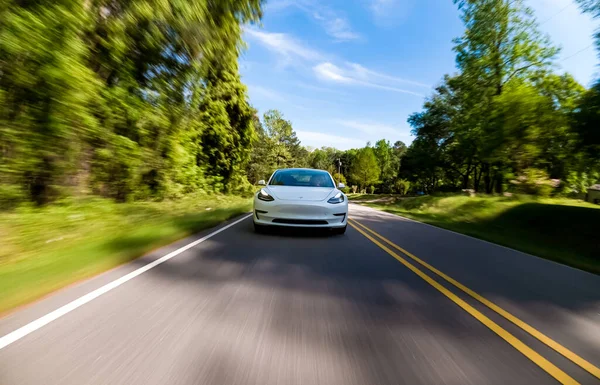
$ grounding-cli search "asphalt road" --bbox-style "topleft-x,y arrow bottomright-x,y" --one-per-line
1,204 -> 599,385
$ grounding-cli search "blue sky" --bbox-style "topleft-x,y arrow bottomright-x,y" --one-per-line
241,0 -> 598,150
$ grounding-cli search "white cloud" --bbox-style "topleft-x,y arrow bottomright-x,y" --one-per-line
346,62 -> 430,88
244,28 -> 323,62
321,16 -> 361,41
335,120 -> 412,139
314,62 -> 426,97
296,131 -> 366,150
314,62 -> 354,83
267,0 -> 361,41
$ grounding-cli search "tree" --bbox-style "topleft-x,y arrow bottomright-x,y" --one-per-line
452,0 -> 559,193
309,148 -> 331,170
373,140 -> 393,184
393,141 -> 407,163
401,0 -> 573,195
573,84 -> 600,159
263,110 -> 305,168
247,115 -> 275,184
244,110 -> 309,183
0,1 -> 99,204
0,0 -> 264,204
350,147 -> 380,189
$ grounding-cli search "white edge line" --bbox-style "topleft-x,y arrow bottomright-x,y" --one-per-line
0,214 -> 252,351
349,203 -> 597,277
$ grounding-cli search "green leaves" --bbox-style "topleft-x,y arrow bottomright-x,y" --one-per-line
403,0 -> 595,195
0,0 -> 263,205
351,147 -> 380,189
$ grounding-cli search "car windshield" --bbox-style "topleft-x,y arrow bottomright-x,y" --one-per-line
269,170 -> 334,188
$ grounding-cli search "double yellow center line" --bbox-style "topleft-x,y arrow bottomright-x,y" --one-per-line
348,218 -> 600,385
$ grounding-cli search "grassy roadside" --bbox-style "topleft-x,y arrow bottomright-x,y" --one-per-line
0,195 -> 251,314
349,194 -> 600,275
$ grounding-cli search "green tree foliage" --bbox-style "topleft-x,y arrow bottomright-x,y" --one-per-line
2,0 -> 599,205
308,147 -> 343,174
0,0 -> 99,204
573,84 -> 600,158
262,110 -> 308,169
246,115 -> 273,184
350,147 -> 380,189
400,0 -> 598,196
244,110 -> 309,183
0,0 -> 262,204
373,139 -> 405,193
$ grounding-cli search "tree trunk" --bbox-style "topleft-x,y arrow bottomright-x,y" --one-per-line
462,160 -> 473,189
483,163 -> 492,194
473,165 -> 483,192
494,171 -> 503,194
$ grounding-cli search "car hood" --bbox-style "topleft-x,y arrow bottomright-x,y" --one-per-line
267,186 -> 335,201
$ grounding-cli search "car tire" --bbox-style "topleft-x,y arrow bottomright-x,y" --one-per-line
332,225 -> 347,235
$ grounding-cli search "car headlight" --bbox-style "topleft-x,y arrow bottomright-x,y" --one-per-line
257,188 -> 274,202
327,192 -> 345,204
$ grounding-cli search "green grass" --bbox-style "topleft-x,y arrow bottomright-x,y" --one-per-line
0,195 -> 251,314
350,194 -> 600,275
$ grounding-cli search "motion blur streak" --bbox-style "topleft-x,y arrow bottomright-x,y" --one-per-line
348,222 -> 580,385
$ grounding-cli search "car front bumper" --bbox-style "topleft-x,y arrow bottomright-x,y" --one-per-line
253,199 -> 348,228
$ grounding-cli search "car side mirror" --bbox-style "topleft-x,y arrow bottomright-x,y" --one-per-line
258,180 -> 266,186
338,182 -> 345,189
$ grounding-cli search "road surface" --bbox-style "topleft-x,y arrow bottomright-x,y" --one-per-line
1,204 -> 599,385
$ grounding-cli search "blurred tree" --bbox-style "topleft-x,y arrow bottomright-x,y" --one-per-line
0,0 -> 263,204
246,115 -> 275,184
0,0 -> 99,204
451,0 -> 559,193
573,83 -> 600,159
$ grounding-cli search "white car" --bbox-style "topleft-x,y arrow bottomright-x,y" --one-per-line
253,168 -> 348,234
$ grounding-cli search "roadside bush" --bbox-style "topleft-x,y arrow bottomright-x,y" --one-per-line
511,168 -> 553,197
369,185 -> 376,194
563,170 -> 600,196
395,179 -> 411,195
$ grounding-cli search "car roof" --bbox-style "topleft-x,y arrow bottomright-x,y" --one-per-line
274,168 -> 329,172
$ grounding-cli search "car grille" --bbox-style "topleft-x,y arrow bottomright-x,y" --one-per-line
276,205 -> 327,216
272,219 -> 329,225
